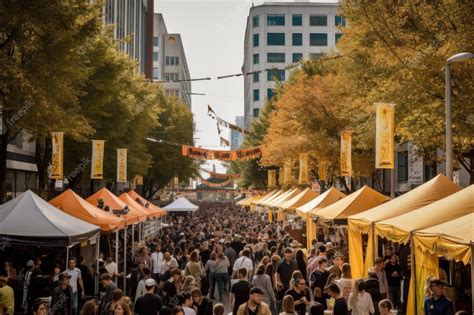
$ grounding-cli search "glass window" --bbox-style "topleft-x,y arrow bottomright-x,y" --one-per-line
292,33 -> 303,46
292,53 -> 303,63
267,53 -> 285,63
253,72 -> 259,83
253,15 -> 259,27
292,14 -> 302,26
253,53 -> 259,64
267,89 -> 275,99
267,33 -> 285,46
153,52 -> 159,61
165,56 -> 170,65
310,33 -> 327,46
310,15 -> 327,26
253,34 -> 259,47
267,69 -> 285,81
398,151 -> 408,181
153,36 -> 159,46
335,15 -> 346,27
253,108 -> 260,117
310,53 -> 323,59
164,73 -> 179,82
175,57 -> 179,65
335,33 -> 342,44
152,67 -> 159,80
267,14 -> 285,26
253,89 -> 260,101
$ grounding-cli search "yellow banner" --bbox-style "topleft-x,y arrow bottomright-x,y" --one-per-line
200,178 -> 234,187
181,145 -> 264,161
51,132 -> 64,179
268,170 -> 277,188
319,160 -> 328,181
134,175 -> 143,186
278,167 -> 283,186
340,131 -> 352,176
283,160 -> 292,185
173,176 -> 179,189
375,103 -> 395,169
298,153 -> 310,185
116,149 -> 127,183
91,140 -> 105,179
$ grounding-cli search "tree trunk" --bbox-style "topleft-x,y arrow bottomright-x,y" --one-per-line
35,140 -> 51,199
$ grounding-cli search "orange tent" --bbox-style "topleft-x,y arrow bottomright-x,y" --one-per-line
49,189 -> 126,232
119,193 -> 163,218
128,190 -> 166,217
86,188 -> 145,224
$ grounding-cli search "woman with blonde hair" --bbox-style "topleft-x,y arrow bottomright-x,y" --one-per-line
185,250 -> 203,288
279,295 -> 296,315
113,301 -> 132,315
181,275 -> 197,292
348,279 -> 374,315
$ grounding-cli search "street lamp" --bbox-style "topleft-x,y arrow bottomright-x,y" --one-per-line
445,52 -> 473,180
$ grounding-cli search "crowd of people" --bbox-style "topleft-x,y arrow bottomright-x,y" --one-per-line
0,201 -> 469,315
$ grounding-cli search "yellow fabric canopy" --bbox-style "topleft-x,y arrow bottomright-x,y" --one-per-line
259,189 -> 288,206
375,185 -> 472,244
250,190 -> 277,210
268,188 -> 301,208
128,190 -> 166,216
348,174 -> 460,278
315,185 -> 390,221
255,190 -> 282,206
49,189 -> 126,232
278,188 -> 319,211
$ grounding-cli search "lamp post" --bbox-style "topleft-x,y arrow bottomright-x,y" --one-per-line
445,52 -> 473,180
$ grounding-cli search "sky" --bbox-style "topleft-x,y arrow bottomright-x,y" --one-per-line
153,0 -> 337,172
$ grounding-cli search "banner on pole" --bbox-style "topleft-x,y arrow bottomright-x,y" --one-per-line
91,140 -> 105,179
319,160 -> 328,181
51,132 -> 64,179
298,153 -> 310,185
117,149 -> 128,183
182,145 -> 263,161
173,176 -> 179,189
340,131 -> 353,177
375,103 -> 395,169
283,160 -> 292,185
268,170 -> 277,188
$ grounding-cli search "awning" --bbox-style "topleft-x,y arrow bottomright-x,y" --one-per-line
119,192 -> 163,218
278,188 -> 319,211
255,190 -> 284,206
267,188 -> 302,208
163,197 -> 199,212
86,188 -> 143,224
295,187 -> 346,218
127,190 -> 166,217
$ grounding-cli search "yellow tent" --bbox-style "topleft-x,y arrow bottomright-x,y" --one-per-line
410,186 -> 474,315
347,174 -> 461,279
278,188 -> 319,212
237,195 -> 260,207
268,188 -> 301,208
315,185 -> 390,222
250,190 -> 277,210
295,187 -> 346,249
259,189 -> 289,207
255,190 -> 283,206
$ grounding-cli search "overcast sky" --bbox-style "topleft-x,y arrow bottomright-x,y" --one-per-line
153,0 -> 338,172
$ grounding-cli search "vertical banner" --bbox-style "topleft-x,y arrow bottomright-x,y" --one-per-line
283,160 -> 292,185
340,131 -> 353,177
278,167 -> 283,186
268,170 -> 277,188
116,149 -> 128,183
173,176 -> 179,189
298,153 -> 310,185
375,103 -> 395,169
319,160 -> 328,181
91,140 -> 105,179
134,175 -> 143,186
51,132 -> 64,179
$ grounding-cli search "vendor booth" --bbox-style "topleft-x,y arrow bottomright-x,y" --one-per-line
164,197 -> 199,212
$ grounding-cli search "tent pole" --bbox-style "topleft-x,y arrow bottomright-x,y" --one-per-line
123,225 -> 127,293
410,234 -> 417,315
139,223 -> 142,241
471,242 -> 473,315
66,246 -> 70,266
95,235 -> 100,296
115,230 -> 119,274
131,224 -> 135,259
372,223 -> 376,264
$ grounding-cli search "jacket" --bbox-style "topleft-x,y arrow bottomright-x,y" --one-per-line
51,285 -> 73,315
237,302 -> 271,315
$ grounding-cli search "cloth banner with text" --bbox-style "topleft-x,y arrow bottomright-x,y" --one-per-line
283,160 -> 293,185
182,145 -> 263,161
91,140 -> 105,179
201,169 -> 240,179
51,132 -> 64,179
375,103 -> 395,169
199,178 -> 234,188
298,153 -> 310,185
268,170 -> 277,188
340,131 -> 353,176
319,160 -> 328,181
116,149 -> 127,183
208,105 -> 252,135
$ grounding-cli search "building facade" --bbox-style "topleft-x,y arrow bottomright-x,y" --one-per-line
242,1 -> 342,129
230,116 -> 245,150
153,14 -> 192,109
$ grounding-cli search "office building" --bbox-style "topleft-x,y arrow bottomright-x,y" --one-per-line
242,1 -> 342,129
230,116 -> 245,150
153,14 -> 192,109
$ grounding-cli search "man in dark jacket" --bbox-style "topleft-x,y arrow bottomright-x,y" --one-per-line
51,274 -> 73,315
364,271 -> 381,315
99,274 -> 117,315
423,278 -> 454,315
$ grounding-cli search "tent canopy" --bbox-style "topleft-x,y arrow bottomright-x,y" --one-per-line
375,185 -> 473,244
0,190 -> 100,246
315,186 -> 390,221
237,195 -> 262,207
250,190 -> 277,206
278,188 -> 319,211
349,174 -> 460,233
49,189 -> 125,232
164,197 -> 199,212
127,190 -> 166,217
268,188 -> 301,208
119,193 -> 162,219
87,188 -> 142,224
256,190 -> 284,206
296,187 -> 346,217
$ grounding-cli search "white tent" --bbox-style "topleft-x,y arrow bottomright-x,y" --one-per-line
163,197 -> 199,212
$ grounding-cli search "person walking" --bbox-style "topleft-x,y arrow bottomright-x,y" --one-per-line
423,277 -> 454,315
51,274 -> 73,315
348,279 -> 374,315
326,283 -> 348,315
214,252 -> 230,301
384,255 -> 401,310
251,265 -> 276,312
275,248 -> 298,311
204,253 -> 217,300
335,264 -> 353,302
134,278 -> 163,315
99,274 -> 117,315
284,276 -> 311,315
0,276 -> 14,315
230,269 -> 251,315
237,287 -> 271,315
64,258 -> 84,315
370,259 -> 388,300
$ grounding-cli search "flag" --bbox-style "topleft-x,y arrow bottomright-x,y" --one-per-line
208,105 -> 252,135
117,149 -> 127,183
51,132 -> 64,179
375,103 -> 395,169
268,170 -> 277,188
220,137 -> 230,146
319,160 -> 328,181
283,160 -> 292,185
298,153 -> 310,185
340,131 -> 352,176
91,140 -> 105,179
